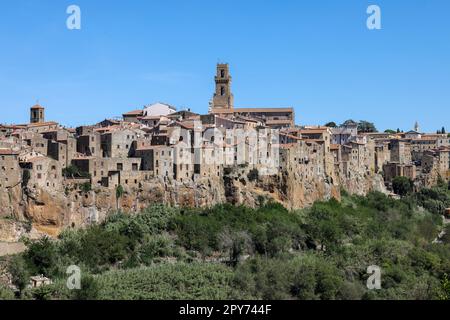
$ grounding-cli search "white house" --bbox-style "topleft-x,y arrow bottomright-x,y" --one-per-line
143,103 -> 177,117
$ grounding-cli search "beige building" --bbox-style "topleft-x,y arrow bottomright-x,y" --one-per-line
19,152 -> 62,191
0,149 -> 21,189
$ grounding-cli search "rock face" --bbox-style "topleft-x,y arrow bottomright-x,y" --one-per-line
0,170 -> 386,238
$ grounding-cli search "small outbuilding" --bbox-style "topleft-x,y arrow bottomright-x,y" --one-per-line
29,275 -> 52,288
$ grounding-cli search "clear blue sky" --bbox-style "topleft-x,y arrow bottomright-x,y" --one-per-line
0,0 -> 449,132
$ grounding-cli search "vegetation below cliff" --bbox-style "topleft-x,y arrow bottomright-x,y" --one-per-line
1,184 -> 450,300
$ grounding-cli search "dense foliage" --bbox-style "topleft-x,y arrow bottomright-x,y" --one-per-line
3,186 -> 450,300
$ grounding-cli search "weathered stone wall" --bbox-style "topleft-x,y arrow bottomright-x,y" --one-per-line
0,165 -> 386,239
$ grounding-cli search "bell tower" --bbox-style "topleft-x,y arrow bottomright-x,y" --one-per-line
30,103 -> 45,124
211,63 -> 234,115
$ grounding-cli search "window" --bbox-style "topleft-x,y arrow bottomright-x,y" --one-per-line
117,163 -> 123,171
132,163 -> 138,171
221,69 -> 225,78
221,86 -> 225,96
37,173 -> 42,179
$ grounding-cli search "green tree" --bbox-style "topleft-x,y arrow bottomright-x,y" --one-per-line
80,182 -> 92,193
325,122 -> 337,128
358,120 -> 377,133
0,285 -> 15,300
384,129 -> 397,134
438,274 -> 450,300
247,169 -> 259,182
341,119 -> 358,127
392,176 -> 414,197
8,255 -> 30,294
25,236 -> 59,277
73,275 -> 100,300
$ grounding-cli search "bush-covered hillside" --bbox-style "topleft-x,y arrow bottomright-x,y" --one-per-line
2,185 -> 450,300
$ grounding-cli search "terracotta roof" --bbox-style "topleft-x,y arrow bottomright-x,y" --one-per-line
139,116 -> 161,120
266,119 -> 293,125
279,133 -> 301,140
300,129 -> 328,134
0,149 -> 19,155
21,156 -> 46,163
123,109 -> 144,116
234,107 -> 294,113
330,144 -> 340,150
278,143 -> 297,149
31,104 -> 44,110
27,121 -> 58,128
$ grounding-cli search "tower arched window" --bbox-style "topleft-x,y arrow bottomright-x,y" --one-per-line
221,86 -> 225,96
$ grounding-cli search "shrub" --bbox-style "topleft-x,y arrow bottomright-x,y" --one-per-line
392,176 -> 414,197
247,169 -> 259,182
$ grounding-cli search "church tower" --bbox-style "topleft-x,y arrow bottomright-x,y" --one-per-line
210,63 -> 234,115
30,103 -> 45,123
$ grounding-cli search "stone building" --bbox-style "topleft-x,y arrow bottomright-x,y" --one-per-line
300,127 -> 335,181
19,151 -> 62,191
389,139 -> 412,165
331,121 -> 358,145
0,149 -> 20,189
77,132 -> 102,158
422,148 -> 450,183
22,132 -> 48,156
374,140 -> 391,173
100,128 -> 141,158
383,162 -> 417,183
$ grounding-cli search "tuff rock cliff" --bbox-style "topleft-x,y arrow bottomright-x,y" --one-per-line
0,169 -> 386,241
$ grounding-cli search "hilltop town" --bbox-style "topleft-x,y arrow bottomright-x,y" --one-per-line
0,64 -> 449,239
